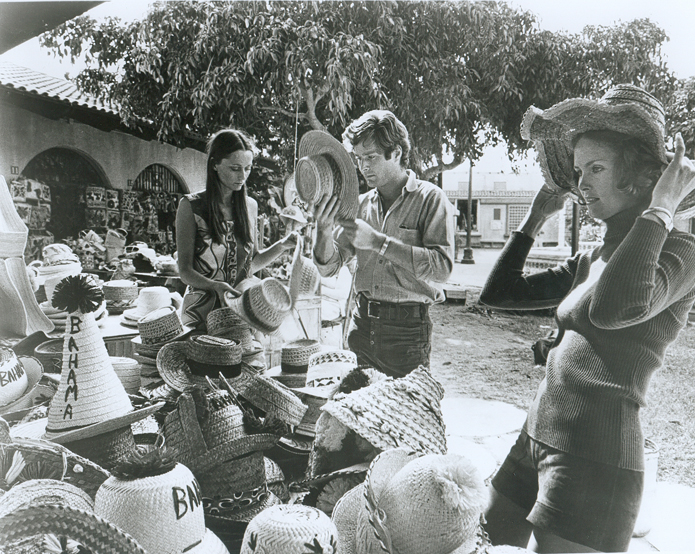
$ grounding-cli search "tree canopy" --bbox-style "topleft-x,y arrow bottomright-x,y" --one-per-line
41,1 -> 678,181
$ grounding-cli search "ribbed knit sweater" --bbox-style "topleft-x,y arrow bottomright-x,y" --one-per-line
480,205 -> 695,470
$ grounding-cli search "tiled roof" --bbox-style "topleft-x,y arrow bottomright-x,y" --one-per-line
0,60 -> 117,116
446,189 -> 536,198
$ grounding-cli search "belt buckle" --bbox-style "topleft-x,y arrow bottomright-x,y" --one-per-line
367,300 -> 380,319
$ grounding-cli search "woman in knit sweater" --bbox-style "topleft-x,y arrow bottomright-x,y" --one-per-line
480,85 -> 695,553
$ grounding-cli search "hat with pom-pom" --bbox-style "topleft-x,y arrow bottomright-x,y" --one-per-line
40,275 -> 162,446
331,448 -> 487,554
94,447 -> 229,554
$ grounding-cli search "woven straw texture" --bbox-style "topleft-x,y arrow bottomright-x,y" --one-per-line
342,449 -> 486,554
123,286 -> 172,321
136,305 -> 187,345
289,237 -> 321,306
266,366 -> 308,389
44,310 -> 133,438
226,370 -> 308,426
189,335 -> 242,365
296,349 -> 357,392
240,504 -> 339,554
0,435 -> 109,499
295,394 -> 329,438
0,478 -> 93,519
33,338 -> 64,374
296,130 -> 359,221
163,391 -> 280,474
102,280 -> 138,302
110,356 -> 141,394
264,456 -> 290,503
321,365 -> 447,456
0,350 -> 29,410
224,278 -> 292,334
0,505 -> 148,554
207,307 -> 248,336
281,339 -> 321,369
95,462 -> 229,554
66,426 -> 137,471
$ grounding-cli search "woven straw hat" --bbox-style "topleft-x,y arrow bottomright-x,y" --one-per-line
0,353 -> 45,416
122,286 -> 175,323
42,243 -> 80,266
289,235 -> 321,306
207,307 -> 260,355
320,365 -> 447,456
296,130 -> 359,220
266,339 -> 322,389
519,84 -> 695,214
102,280 -> 139,303
332,448 -> 486,554
110,356 -> 141,395
241,504 -> 339,554
163,390 -> 280,474
131,305 -> 192,355
200,450 -> 282,524
224,277 -> 292,334
223,369 -> 308,427
0,478 -> 93,519
157,335 -> 244,392
294,349 -> 358,398
95,462 -> 229,554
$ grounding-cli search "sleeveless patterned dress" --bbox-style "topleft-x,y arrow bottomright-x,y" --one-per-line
180,191 -> 256,330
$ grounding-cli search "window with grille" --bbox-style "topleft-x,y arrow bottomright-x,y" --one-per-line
133,164 -> 185,193
507,205 -> 530,233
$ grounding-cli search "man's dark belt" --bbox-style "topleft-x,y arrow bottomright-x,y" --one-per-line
356,293 -> 428,320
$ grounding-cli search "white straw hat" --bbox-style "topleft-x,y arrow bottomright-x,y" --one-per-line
122,286 -> 175,323
95,460 -> 229,554
294,349 -> 358,397
224,278 -> 292,334
332,448 -> 487,554
0,351 -> 45,415
296,130 -> 359,220
289,235 -> 320,306
241,504 -> 339,554
0,478 -> 94,519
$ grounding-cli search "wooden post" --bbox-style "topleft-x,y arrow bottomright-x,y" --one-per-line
461,159 -> 475,264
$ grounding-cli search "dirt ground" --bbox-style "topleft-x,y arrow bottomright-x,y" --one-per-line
429,298 -> 695,487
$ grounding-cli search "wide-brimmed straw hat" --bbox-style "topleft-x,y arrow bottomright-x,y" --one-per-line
224,277 -> 292,334
296,130 -> 359,220
294,349 -> 358,398
157,335 -> 244,392
0,478 -> 94,519
200,449 -> 282,524
288,235 -> 320,306
0,355 -> 47,416
163,390 -> 280,474
122,286 -> 178,325
320,365 -> 447,456
519,84 -> 695,213
331,448 -> 487,554
95,459 -> 229,554
207,307 -> 261,356
241,504 -> 339,554
266,338 -> 322,389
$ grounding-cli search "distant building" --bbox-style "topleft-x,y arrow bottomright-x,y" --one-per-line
443,168 -> 564,248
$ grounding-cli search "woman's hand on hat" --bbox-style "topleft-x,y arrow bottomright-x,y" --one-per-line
213,281 -> 240,302
651,133 -> 695,214
530,182 -> 571,220
312,192 -> 340,233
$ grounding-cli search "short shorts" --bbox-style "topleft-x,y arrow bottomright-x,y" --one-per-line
491,431 -> 644,552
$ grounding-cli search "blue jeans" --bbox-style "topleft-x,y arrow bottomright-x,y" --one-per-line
347,302 -> 432,378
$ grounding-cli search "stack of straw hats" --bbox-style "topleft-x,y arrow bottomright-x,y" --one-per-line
94,451 -> 230,554
11,275 -> 163,470
266,338 -> 321,389
224,277 -> 292,335
331,448 -> 488,554
157,335 -> 244,392
102,279 -> 139,315
295,130 -> 359,221
121,286 -> 179,328
207,307 -> 264,368
241,505 -> 339,554
37,243 -> 82,305
131,305 -> 192,370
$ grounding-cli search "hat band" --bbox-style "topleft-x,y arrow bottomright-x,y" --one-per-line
202,483 -> 269,517
141,326 -> 183,345
187,359 -> 242,379
280,362 -> 309,374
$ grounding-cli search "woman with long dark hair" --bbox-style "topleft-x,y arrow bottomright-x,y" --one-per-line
177,129 -> 297,331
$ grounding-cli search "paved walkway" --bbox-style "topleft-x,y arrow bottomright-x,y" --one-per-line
443,248 -> 695,553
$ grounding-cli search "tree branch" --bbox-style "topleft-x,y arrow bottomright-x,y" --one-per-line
422,154 -> 465,182
299,84 -> 326,131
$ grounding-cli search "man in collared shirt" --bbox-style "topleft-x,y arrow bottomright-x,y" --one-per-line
312,110 -> 455,377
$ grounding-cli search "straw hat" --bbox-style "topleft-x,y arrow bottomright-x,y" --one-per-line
0,478 -> 93,519
0,352 -> 46,416
131,305 -> 192,355
157,335 -> 244,392
103,279 -> 139,314
296,130 -> 359,220
519,84 -> 695,214
266,339 -> 322,389
241,505 -> 339,554
289,235 -> 321,306
279,205 -> 308,225
163,390 -> 280,475
223,369 -> 308,427
200,450 -> 282,524
224,277 -> 292,334
110,356 -> 141,395
122,286 -> 176,324
42,243 -> 80,266
40,275 -> 162,447
331,448 -> 487,554
294,349 -> 358,397
264,456 -> 290,503
95,457 -> 229,554
320,365 -> 447,456
207,307 -> 260,355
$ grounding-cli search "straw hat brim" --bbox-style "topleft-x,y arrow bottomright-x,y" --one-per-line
157,341 -> 208,392
292,383 -> 340,400
295,462 -> 369,489
34,402 -> 164,444
130,325 -> 192,346
297,130 -> 359,221
224,291 -> 288,335
205,490 -> 282,524
0,505 -> 148,554
266,365 -> 308,389
0,356 -> 45,415
330,483 -> 364,554
0,478 -> 94,519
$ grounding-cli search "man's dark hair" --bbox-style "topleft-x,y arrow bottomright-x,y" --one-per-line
342,110 -> 411,167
